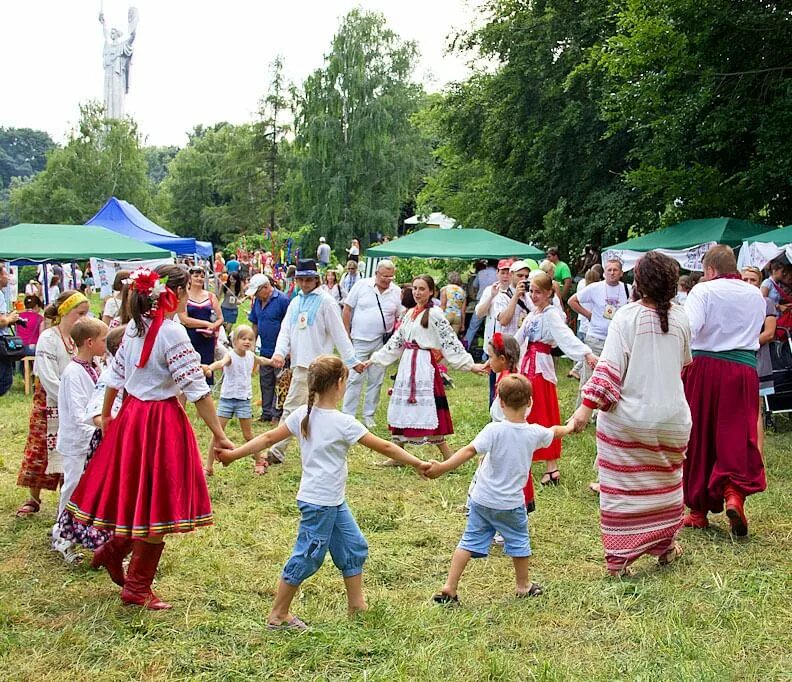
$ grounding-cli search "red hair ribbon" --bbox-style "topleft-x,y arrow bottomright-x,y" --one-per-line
136,288 -> 178,368
491,332 -> 505,354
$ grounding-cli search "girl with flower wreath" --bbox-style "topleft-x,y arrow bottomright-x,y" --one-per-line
60,265 -> 234,610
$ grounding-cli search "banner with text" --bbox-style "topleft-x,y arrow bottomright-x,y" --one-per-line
90,257 -> 174,298
602,242 -> 717,272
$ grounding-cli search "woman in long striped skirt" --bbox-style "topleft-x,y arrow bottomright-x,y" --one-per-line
570,252 -> 692,576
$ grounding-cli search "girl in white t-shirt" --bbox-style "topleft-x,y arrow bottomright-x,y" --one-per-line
202,325 -> 272,476
216,354 -> 429,630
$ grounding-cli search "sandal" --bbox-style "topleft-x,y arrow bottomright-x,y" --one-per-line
541,470 -> 560,486
608,566 -> 635,578
516,582 -> 543,598
432,592 -> 460,605
658,542 -> 683,567
15,498 -> 41,517
267,616 -> 308,631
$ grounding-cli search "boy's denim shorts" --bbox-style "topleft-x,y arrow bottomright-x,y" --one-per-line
217,397 -> 252,419
459,500 -> 531,558
282,500 -> 369,586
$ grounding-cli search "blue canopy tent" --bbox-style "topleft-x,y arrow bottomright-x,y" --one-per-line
86,197 -> 210,257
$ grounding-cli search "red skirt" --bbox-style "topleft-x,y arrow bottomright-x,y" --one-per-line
17,381 -> 62,491
526,373 -> 562,462
390,363 -> 453,444
682,355 -> 766,513
64,395 -> 213,538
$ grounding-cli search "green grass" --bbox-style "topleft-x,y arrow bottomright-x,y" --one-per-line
1,319 -> 791,679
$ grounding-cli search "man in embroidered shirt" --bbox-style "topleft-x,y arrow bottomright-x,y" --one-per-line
341,260 -> 402,427
682,245 -> 767,536
569,258 -> 631,408
247,274 -> 289,423
268,259 -> 364,463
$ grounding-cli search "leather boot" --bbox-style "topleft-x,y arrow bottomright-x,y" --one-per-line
120,541 -> 172,610
682,509 -> 709,529
724,484 -> 748,537
91,537 -> 133,586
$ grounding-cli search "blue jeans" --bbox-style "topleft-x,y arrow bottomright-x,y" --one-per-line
282,501 -> 368,586
0,358 -> 12,397
464,312 -> 484,347
459,500 -> 531,558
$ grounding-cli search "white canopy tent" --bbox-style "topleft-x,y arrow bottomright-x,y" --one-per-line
403,212 -> 458,229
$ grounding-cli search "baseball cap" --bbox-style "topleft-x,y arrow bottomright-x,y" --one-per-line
244,273 -> 271,296
510,260 -> 531,273
497,258 -> 514,270
319,236 -> 326,242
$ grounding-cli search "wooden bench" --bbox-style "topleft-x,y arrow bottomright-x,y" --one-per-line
22,356 -> 35,396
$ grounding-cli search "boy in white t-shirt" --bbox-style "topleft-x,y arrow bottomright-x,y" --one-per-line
427,374 -> 573,603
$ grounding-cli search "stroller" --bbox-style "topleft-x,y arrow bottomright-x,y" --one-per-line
764,326 -> 792,430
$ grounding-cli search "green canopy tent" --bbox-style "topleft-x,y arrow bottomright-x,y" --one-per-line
367,228 -> 544,261
0,223 -> 173,304
603,217 -> 773,271
737,224 -> 792,270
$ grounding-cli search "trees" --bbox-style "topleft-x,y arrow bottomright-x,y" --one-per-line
0,128 -> 56,190
289,9 -> 430,253
7,103 -> 151,225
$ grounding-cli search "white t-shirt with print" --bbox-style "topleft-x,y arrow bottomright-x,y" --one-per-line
470,421 -> 553,510
285,405 -> 368,506
578,281 -> 632,340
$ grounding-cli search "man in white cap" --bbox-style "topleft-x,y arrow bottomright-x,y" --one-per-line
341,259 -> 402,427
268,259 -> 364,463
316,237 -> 331,268
246,273 -> 290,423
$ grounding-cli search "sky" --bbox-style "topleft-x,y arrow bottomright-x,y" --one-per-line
0,0 -> 484,147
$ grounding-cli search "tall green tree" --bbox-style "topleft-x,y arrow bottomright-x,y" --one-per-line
289,9 -> 429,252
593,0 -> 792,225
7,103 -> 151,224
0,127 -> 56,189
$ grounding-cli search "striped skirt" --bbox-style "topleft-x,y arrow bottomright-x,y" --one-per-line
596,412 -> 690,572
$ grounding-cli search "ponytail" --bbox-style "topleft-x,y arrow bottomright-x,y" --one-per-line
656,300 -> 671,334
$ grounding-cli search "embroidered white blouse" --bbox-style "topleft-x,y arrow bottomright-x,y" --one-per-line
107,318 -> 210,403
34,327 -> 74,401
369,307 -> 475,371
515,306 -> 592,384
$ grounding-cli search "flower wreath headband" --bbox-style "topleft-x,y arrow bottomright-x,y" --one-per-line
125,267 -> 178,368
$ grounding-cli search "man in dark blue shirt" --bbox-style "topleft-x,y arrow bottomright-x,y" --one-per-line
247,274 -> 289,422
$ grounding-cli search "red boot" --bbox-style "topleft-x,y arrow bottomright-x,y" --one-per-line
683,509 -> 709,529
91,537 -> 133,586
724,485 -> 748,537
120,541 -> 172,610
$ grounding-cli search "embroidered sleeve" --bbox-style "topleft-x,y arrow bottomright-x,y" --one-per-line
581,320 -> 626,411
34,332 -> 62,398
165,340 -> 210,402
431,310 -> 474,371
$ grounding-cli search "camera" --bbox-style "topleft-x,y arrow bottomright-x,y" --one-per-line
15,317 -> 27,328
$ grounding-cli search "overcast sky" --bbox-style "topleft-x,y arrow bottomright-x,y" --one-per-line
0,0 -> 484,147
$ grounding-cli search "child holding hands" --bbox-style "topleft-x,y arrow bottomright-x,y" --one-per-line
216,354 -> 429,630
203,324 -> 273,475
427,374 -> 574,603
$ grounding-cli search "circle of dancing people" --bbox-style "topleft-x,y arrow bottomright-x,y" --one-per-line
8,245 -> 769,624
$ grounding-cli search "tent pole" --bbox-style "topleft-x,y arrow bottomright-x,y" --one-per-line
42,263 -> 49,305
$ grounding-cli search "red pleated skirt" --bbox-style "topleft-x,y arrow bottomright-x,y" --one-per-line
390,363 -> 453,444
64,395 -> 213,538
682,355 -> 766,513
526,373 -> 562,462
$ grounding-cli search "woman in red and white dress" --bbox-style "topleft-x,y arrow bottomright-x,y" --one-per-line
61,265 -> 234,610
368,275 -> 487,460
515,272 -> 597,486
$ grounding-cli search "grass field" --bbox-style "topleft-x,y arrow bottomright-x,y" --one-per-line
1,303 -> 791,680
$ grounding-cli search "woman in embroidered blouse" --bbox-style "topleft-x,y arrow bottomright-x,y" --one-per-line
515,272 -> 596,485
16,290 -> 90,518
368,275 -> 487,460
62,264 -> 234,610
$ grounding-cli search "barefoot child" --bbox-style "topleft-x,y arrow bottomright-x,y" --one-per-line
427,374 -> 573,603
216,354 -> 429,630
202,324 -> 272,475
52,317 -> 109,562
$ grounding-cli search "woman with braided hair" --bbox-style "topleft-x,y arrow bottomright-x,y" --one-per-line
216,355 -> 429,630
570,251 -> 692,576
61,264 -> 234,610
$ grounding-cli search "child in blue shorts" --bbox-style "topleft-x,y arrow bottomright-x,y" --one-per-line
216,354 -> 429,630
427,373 -> 573,603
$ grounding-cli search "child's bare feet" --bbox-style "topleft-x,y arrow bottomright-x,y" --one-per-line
348,602 -> 368,618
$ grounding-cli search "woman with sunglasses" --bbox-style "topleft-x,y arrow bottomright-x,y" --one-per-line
179,266 -> 224,384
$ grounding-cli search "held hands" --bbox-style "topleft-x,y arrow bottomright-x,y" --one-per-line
585,353 -> 599,370
424,460 -> 445,479
353,361 -> 367,374
200,364 -> 212,377
271,354 -> 285,369
471,363 -> 489,375
568,405 -> 593,433
212,435 -> 236,466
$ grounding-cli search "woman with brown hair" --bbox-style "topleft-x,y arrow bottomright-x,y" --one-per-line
102,270 -> 130,327
368,275 -> 487,460
179,265 -> 224,383
16,290 -> 90,519
61,264 -> 234,609
571,251 -> 692,576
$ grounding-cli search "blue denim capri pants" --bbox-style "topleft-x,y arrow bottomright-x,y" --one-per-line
282,501 -> 369,586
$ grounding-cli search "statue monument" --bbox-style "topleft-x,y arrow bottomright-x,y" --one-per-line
99,6 -> 139,119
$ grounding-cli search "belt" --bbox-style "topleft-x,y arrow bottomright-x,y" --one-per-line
519,341 -> 553,378
692,349 -> 757,369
